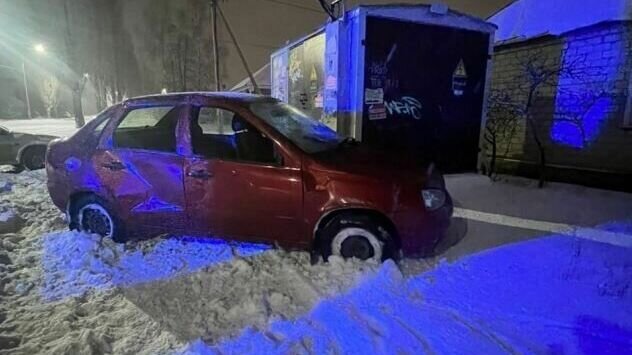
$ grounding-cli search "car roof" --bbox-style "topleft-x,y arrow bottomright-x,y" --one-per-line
123,91 -> 277,107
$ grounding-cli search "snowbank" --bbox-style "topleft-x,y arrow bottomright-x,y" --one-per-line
40,231 -> 272,301
0,171 -> 182,354
1,170 -> 631,354
182,234 -> 632,354
0,180 -> 11,193
0,210 -> 22,234
0,170 -> 377,354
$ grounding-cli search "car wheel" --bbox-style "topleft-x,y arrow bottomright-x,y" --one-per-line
319,214 -> 396,262
70,195 -> 127,243
10,164 -> 24,173
21,146 -> 46,170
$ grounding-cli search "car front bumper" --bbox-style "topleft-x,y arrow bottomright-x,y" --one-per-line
392,193 -> 453,257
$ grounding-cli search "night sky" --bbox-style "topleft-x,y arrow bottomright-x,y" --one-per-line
0,0 -> 513,115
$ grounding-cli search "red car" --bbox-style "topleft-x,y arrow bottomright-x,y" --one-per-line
46,93 -> 452,261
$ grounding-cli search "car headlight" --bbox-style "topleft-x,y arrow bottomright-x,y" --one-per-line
422,189 -> 446,211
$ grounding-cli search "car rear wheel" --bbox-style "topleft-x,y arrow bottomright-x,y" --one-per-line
319,213 -> 396,262
70,195 -> 127,243
21,146 -> 46,170
10,164 -> 24,173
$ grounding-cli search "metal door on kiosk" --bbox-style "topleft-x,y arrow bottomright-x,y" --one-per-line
362,16 -> 490,173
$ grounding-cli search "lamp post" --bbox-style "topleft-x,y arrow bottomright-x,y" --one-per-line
21,62 -> 32,119
0,63 -> 31,118
0,43 -> 47,119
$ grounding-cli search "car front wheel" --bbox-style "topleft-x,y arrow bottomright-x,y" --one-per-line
21,145 -> 46,170
319,213 -> 396,262
70,195 -> 126,243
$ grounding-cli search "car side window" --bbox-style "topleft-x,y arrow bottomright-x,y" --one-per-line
192,106 -> 279,165
0,127 -> 9,135
113,106 -> 178,153
90,118 -> 109,141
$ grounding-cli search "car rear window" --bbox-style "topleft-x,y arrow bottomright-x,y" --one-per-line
118,106 -> 175,129
113,105 -> 179,152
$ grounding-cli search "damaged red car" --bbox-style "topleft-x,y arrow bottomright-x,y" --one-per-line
46,93 -> 452,261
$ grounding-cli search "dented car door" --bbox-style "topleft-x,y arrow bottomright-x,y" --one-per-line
93,104 -> 188,233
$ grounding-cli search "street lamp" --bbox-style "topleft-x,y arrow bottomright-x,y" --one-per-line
0,43 -> 48,119
34,43 -> 46,54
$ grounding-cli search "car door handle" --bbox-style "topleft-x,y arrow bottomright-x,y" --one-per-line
187,169 -> 213,179
102,161 -> 126,171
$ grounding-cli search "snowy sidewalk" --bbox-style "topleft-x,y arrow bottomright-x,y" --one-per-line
441,174 -> 632,259
0,117 -> 94,137
446,174 -> 632,227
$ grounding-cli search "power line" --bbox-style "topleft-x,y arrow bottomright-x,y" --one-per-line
219,39 -> 278,50
259,0 -> 323,14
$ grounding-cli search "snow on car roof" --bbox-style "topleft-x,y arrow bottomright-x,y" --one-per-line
126,91 -> 273,104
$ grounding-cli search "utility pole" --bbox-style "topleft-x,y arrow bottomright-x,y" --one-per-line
217,3 -> 260,94
0,63 -> 32,119
21,62 -> 32,119
211,0 -> 221,91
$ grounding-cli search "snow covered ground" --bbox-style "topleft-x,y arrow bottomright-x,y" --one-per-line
0,117 -> 94,137
0,170 -> 630,354
189,236 -> 632,354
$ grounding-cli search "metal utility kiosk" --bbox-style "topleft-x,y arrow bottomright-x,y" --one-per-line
271,4 -> 496,172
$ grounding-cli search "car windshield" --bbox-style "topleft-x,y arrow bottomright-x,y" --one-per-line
250,101 -> 343,154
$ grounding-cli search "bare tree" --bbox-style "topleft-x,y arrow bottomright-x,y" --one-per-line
155,1 -> 215,93
61,0 -> 88,128
40,76 -> 60,118
485,48 -> 611,187
483,90 -> 520,179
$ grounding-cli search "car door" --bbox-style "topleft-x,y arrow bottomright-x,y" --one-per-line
183,105 -> 303,244
93,104 -> 188,232
0,126 -> 17,164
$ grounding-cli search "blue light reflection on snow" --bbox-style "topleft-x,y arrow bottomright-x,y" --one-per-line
181,223 -> 632,354
40,232 -> 271,302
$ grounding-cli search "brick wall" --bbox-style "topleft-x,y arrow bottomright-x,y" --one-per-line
488,21 -> 632,175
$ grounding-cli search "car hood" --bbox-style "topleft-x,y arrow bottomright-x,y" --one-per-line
309,144 -> 431,181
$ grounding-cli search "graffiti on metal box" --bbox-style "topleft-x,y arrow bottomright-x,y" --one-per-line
385,96 -> 423,119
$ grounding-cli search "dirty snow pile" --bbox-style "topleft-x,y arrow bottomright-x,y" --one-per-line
184,235 -> 632,354
0,170 -> 379,354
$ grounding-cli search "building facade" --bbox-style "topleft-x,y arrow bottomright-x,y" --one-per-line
488,0 -> 632,190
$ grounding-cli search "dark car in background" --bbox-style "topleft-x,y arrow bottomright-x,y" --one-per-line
0,125 -> 54,170
45,92 -> 452,262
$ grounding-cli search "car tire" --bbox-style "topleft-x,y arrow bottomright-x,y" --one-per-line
70,194 -> 127,243
319,213 -> 396,262
20,145 -> 46,170
11,164 -> 24,173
